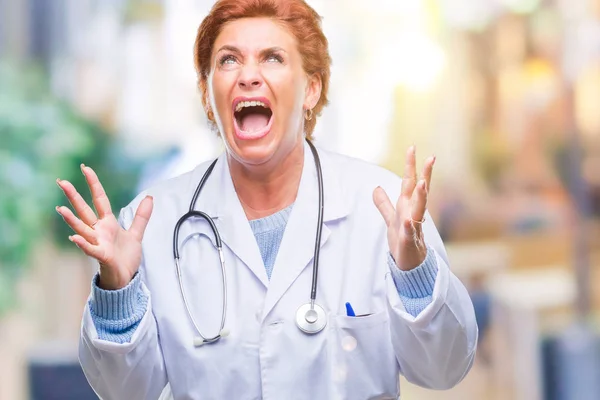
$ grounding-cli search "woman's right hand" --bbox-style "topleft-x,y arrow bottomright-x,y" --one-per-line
56,164 -> 153,290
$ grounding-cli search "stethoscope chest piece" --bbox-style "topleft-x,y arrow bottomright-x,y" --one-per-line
295,302 -> 327,334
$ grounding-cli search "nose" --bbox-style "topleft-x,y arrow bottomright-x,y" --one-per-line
237,65 -> 263,90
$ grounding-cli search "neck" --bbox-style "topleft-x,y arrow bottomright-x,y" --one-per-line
228,139 -> 305,220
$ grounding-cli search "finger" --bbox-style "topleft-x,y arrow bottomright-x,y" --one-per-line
81,164 -> 113,218
129,196 -> 154,241
56,179 -> 98,226
423,155 -> 436,192
401,145 -> 417,200
410,179 -> 428,223
56,206 -> 98,244
402,179 -> 427,240
373,187 -> 395,227
69,234 -> 102,260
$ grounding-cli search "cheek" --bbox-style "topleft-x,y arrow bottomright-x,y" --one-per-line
209,96 -> 230,132
271,74 -> 306,113
210,73 -> 235,116
212,82 -> 228,108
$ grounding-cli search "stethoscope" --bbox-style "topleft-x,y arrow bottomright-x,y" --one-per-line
173,138 -> 327,347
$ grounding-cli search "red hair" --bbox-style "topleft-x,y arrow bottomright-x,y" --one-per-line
194,0 -> 331,139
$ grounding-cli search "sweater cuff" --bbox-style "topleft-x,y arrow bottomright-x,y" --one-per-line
90,272 -> 143,320
388,246 -> 438,298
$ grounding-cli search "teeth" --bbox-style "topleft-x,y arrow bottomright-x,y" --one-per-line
235,100 -> 269,112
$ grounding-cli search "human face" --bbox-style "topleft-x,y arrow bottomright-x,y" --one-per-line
207,17 -> 321,167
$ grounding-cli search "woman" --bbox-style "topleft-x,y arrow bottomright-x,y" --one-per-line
56,0 -> 477,398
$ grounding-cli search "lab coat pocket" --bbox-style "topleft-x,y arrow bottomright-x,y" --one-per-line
330,311 -> 399,400
334,310 -> 388,329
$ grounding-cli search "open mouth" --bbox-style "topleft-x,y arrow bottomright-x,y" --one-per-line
233,99 -> 273,139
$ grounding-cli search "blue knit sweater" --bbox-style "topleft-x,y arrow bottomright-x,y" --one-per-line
89,205 -> 438,344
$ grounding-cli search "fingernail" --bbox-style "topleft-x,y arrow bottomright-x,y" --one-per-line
55,206 -> 61,214
80,163 -> 86,173
56,178 -> 62,187
432,155 -> 437,163
147,195 -> 154,200
69,236 -> 80,248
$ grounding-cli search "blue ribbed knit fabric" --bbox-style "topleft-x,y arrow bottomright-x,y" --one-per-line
248,204 -> 293,280
90,206 -> 438,343
88,272 -> 148,344
388,247 -> 438,316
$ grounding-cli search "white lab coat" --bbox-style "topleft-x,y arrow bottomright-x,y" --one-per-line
79,142 -> 477,400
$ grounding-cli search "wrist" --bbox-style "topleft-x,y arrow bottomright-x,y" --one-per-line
98,268 -> 132,291
391,246 -> 427,271
389,246 -> 438,298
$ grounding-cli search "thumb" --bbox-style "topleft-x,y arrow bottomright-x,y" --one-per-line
373,186 -> 395,227
129,195 -> 154,241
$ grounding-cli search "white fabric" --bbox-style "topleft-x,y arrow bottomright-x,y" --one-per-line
79,142 -> 477,400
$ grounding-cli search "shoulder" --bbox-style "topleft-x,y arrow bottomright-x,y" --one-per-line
320,147 -> 402,200
117,158 -> 216,223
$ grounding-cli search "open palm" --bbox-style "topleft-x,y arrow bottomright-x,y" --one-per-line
373,146 -> 435,271
56,164 -> 153,290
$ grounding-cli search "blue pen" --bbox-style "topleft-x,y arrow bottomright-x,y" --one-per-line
345,302 -> 356,317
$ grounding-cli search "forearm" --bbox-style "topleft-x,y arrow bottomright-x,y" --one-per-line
386,247 -> 478,390
79,273 -> 168,399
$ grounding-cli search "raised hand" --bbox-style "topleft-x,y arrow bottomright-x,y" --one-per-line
373,146 -> 435,271
55,164 -> 153,290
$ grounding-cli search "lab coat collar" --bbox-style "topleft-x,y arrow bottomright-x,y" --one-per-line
187,140 -> 350,294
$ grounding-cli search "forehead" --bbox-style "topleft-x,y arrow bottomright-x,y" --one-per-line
214,17 -> 298,52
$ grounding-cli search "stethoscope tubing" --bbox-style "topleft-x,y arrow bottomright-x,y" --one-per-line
306,139 -> 324,303
172,138 -> 324,344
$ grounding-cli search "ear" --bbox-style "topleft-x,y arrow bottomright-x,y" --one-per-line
304,73 -> 322,110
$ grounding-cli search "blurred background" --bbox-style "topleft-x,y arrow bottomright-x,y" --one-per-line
1,0 -> 599,399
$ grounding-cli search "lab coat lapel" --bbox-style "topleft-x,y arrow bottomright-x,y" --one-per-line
262,142 -> 349,319
195,154 -> 269,288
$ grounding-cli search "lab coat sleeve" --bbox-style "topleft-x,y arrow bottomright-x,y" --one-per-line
385,211 -> 478,390
78,205 -> 168,400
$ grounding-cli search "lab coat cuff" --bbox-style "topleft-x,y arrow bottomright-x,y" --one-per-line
385,249 -> 451,329
82,282 -> 155,355
90,272 -> 144,320
388,246 -> 438,299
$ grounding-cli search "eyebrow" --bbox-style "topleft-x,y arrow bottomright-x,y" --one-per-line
260,46 -> 286,56
216,45 -> 241,54
215,45 -> 287,57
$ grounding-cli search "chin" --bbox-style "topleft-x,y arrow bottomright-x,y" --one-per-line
224,130 -> 282,166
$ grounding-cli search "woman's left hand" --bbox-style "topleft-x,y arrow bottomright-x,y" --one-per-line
373,146 -> 435,271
